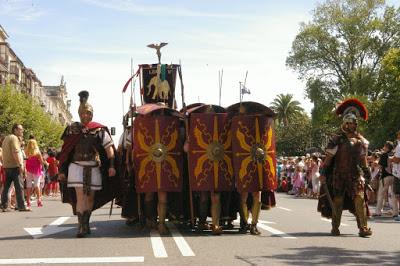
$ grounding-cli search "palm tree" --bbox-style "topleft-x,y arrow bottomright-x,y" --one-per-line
270,93 -> 304,126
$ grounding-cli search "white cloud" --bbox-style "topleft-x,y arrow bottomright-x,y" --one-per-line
161,12 -> 312,110
0,0 -> 45,21
32,7 -> 313,140
10,30 -> 76,42
9,1 -> 314,139
82,0 -> 258,20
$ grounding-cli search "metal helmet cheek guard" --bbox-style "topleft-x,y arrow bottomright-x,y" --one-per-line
342,113 -> 358,124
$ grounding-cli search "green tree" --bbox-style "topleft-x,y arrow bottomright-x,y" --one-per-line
274,112 -> 312,156
286,0 -> 400,148
366,48 -> 400,148
270,93 -> 304,127
0,84 -> 64,149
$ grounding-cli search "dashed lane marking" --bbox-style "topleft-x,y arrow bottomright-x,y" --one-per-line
0,257 -> 144,264
277,206 -> 292,212
24,217 -> 74,239
166,222 -> 195,257
150,231 -> 168,258
256,223 -> 297,239
233,218 -> 276,225
233,219 -> 296,238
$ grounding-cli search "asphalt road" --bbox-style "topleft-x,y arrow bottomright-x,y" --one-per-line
0,193 -> 399,265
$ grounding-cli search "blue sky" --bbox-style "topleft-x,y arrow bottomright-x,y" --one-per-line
1,0 -> 399,138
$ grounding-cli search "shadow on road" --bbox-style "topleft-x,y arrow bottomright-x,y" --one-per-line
0,219 -> 252,241
235,246 -> 400,265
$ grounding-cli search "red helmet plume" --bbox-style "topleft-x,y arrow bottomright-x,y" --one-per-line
335,98 -> 368,121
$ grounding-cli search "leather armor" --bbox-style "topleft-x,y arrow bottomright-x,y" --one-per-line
72,128 -> 101,162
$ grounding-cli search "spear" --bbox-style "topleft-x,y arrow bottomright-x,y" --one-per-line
178,61 -> 195,228
218,69 -> 223,106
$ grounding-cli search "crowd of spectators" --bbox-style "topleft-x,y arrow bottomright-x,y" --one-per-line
276,153 -> 322,199
367,133 -> 400,221
0,124 -> 60,212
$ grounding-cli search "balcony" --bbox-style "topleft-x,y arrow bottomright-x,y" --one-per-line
10,66 -> 19,78
10,78 -> 19,84
0,56 -> 7,71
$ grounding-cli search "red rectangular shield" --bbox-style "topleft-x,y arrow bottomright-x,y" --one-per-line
133,115 -> 183,192
231,114 -> 277,192
188,113 -> 234,191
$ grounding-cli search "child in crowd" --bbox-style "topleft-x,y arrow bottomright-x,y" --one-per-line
46,150 -> 59,196
292,165 -> 304,197
25,139 -> 48,207
281,177 -> 288,192
369,153 -> 381,206
310,154 -> 321,199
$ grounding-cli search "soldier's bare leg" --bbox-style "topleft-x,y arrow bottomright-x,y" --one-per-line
157,191 -> 168,235
75,188 -> 86,237
331,196 -> 343,236
144,192 -> 156,229
250,192 -> 261,235
354,194 -> 372,237
197,192 -> 210,232
83,190 -> 95,235
75,188 -> 95,237
239,192 -> 249,233
210,192 -> 222,235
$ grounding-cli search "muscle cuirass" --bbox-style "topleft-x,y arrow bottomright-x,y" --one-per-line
72,129 -> 101,161
333,135 -> 363,176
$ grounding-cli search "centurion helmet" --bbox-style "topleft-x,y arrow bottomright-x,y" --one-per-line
78,90 -> 93,115
335,98 -> 368,123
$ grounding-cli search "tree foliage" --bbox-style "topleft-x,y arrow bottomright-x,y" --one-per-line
274,111 -> 312,156
0,84 -> 64,149
287,0 -> 400,149
270,93 -> 304,127
365,48 -> 400,148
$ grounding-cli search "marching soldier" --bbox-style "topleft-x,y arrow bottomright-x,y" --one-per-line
318,98 -> 372,237
185,104 -> 234,235
118,111 -> 140,226
132,103 -> 184,234
58,91 -> 119,238
228,102 -> 277,235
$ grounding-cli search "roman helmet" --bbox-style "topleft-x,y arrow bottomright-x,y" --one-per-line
78,90 -> 93,115
335,98 -> 368,125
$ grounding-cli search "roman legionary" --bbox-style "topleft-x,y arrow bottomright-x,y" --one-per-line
318,98 -> 372,237
132,103 -> 184,234
58,91 -> 118,238
227,102 -> 277,235
185,104 -> 235,235
118,110 -> 140,226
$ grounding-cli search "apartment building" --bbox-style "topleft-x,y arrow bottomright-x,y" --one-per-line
0,25 -> 72,125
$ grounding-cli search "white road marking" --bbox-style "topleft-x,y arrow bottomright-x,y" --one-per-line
277,206 -> 292,212
166,222 -> 195,257
233,218 -> 276,224
150,231 -> 168,258
0,257 -> 144,264
257,219 -> 277,224
24,217 -> 74,239
233,218 -> 295,238
320,218 -> 349,226
49,217 -> 70,226
257,223 -> 297,239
